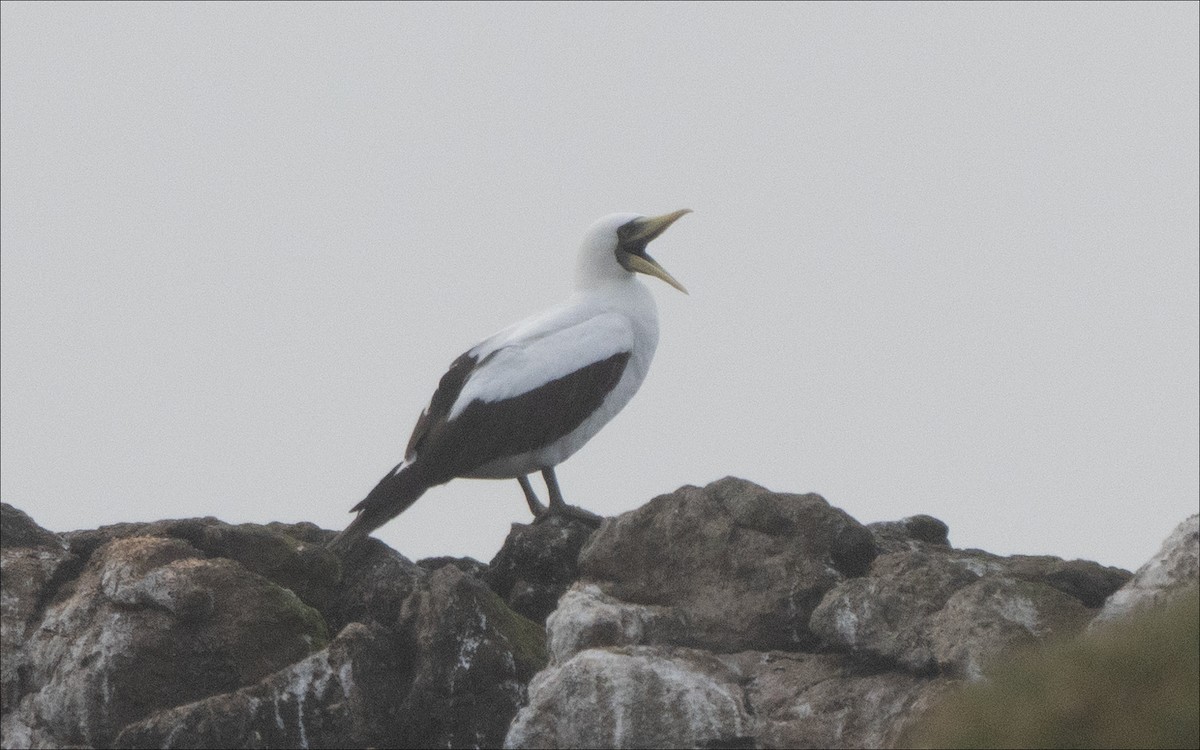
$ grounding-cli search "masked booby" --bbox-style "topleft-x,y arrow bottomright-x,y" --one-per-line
330,209 -> 690,551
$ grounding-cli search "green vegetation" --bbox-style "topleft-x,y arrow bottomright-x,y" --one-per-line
904,588 -> 1200,749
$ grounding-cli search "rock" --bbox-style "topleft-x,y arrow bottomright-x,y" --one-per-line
509,646 -> 956,750
867,514 -> 950,552
322,537 -> 426,633
1091,514 -> 1199,628
1,504 -> 64,549
394,565 -> 547,748
63,517 -> 343,616
811,550 -> 980,674
546,583 -> 691,664
483,515 -> 598,624
0,505 -> 550,749
8,535 -> 328,748
0,505 -> 75,719
4,496 -> 1185,750
417,555 -> 489,578
904,587 -> 1199,749
506,646 -> 753,749
1002,555 -> 1132,608
812,544 -> 1114,679
105,563 -> 546,750
114,622 -> 402,749
578,477 -> 876,651
733,651 -> 956,749
928,577 -> 1092,679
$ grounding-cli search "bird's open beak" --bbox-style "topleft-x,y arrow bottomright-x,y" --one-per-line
624,209 -> 691,294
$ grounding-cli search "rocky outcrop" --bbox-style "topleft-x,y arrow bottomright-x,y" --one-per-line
1090,514 -> 1199,628
484,514 -> 598,625
809,550 -> 1098,680
0,506 -> 74,725
903,586 -> 1199,749
3,477 -> 1184,749
576,478 -> 877,652
505,478 -> 1134,748
508,646 -> 754,749
0,508 -> 545,749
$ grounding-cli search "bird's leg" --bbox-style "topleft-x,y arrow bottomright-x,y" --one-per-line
543,467 -> 567,511
518,475 -> 547,517
534,467 -> 603,527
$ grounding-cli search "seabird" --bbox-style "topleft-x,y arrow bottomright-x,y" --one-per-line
330,209 -> 691,551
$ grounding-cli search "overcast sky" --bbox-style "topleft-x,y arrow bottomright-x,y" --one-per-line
3,2 -> 1197,572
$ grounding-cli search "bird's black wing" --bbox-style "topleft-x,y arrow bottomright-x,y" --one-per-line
403,350 -> 482,462
414,349 -> 631,481
352,342 -> 630,520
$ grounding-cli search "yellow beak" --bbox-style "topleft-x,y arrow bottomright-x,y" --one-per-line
624,209 -> 691,294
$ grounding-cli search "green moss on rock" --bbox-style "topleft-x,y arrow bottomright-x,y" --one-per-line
479,584 -> 548,680
258,581 -> 330,652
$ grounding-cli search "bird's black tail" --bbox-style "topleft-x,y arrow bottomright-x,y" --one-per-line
328,462 -> 432,554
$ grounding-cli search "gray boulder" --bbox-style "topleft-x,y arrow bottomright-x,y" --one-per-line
1091,514 -> 1199,628
506,485 -> 1136,748
391,565 -> 547,748
114,622 -> 399,749
731,651 -> 956,749
506,645 -> 754,750
1,507 -> 75,721
6,534 -> 328,748
0,506 -> 546,749
866,514 -> 951,552
5,490 -> 1173,750
928,577 -> 1091,680
546,583 -> 691,664
114,566 -> 547,749
484,514 -> 599,624
811,546 -> 1122,678
578,477 -> 876,652
810,550 -> 979,673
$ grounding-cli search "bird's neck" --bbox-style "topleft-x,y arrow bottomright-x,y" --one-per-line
569,276 -> 657,323
572,273 -> 642,300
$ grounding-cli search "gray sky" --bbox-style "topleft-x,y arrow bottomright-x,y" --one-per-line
3,2 -> 1197,572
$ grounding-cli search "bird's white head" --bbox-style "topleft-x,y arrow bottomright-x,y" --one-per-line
574,210 -> 691,293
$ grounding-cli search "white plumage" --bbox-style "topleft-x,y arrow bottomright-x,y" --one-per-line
331,209 -> 690,551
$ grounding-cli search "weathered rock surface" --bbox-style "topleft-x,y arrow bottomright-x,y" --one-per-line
0,504 -> 545,749
112,565 -> 546,749
546,583 -> 691,664
6,534 -> 328,748
578,477 -> 877,652
732,651 -> 956,749
4,479 -> 1184,750
809,547 -> 1107,679
866,514 -> 950,552
0,507 -> 75,723
484,514 -> 598,624
507,646 -> 754,750
114,622 -> 398,749
1091,514 -> 1199,628
503,478 -> 1138,748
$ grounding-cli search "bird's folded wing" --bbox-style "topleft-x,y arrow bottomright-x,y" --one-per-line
394,311 -> 635,478
448,311 -> 635,420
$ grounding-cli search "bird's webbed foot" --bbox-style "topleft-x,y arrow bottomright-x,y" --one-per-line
533,501 -> 603,528
521,468 -> 603,528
